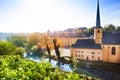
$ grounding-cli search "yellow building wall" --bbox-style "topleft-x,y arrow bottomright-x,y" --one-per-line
60,38 -> 88,47
102,45 -> 120,63
71,48 -> 102,61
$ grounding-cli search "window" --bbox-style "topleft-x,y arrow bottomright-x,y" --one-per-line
81,55 -> 83,58
87,57 -> 89,60
98,30 -> 100,33
112,47 -> 116,55
75,51 -> 77,53
75,54 -> 77,57
91,52 -> 95,54
98,57 -> 100,61
81,51 -> 83,53
92,56 -> 94,59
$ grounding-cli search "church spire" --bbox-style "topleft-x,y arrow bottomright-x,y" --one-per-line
96,0 -> 101,28
94,0 -> 103,44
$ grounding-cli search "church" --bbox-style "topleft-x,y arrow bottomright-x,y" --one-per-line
70,0 -> 120,63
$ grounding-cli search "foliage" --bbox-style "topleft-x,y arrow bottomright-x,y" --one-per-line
53,37 -> 61,60
27,32 -> 41,47
7,35 -> 26,47
0,41 -> 16,55
87,27 -> 94,35
116,26 -> 120,31
103,24 -> 115,32
31,45 -> 38,53
0,55 -> 96,80
103,24 -> 120,32
15,47 -> 25,56
41,33 -> 54,57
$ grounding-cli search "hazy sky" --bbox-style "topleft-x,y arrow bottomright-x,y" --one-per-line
0,0 -> 120,33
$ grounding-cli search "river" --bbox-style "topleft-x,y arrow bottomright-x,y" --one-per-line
24,48 -> 120,80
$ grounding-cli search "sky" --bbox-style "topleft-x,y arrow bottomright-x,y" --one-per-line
0,0 -> 120,33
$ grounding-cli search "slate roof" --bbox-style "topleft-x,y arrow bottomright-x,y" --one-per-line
72,39 -> 101,49
102,32 -> 120,45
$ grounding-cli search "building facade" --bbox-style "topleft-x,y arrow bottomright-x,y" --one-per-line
71,0 -> 120,63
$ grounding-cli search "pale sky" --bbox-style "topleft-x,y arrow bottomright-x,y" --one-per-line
0,0 -> 120,33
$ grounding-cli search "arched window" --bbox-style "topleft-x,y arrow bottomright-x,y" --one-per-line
112,47 -> 116,55
98,30 -> 100,33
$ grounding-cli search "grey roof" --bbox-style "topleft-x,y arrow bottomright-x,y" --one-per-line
102,32 -> 120,45
72,39 -> 101,49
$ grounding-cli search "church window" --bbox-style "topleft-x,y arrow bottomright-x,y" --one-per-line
98,30 -> 100,33
112,47 -> 116,55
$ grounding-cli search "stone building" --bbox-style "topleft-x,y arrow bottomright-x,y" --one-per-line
71,0 -> 120,63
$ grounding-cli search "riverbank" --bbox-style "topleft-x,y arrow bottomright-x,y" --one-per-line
44,53 -> 120,73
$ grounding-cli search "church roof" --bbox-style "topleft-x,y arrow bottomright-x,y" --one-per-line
96,0 -> 102,28
102,32 -> 120,45
72,39 -> 101,49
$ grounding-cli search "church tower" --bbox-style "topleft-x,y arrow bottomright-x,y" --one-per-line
94,0 -> 103,44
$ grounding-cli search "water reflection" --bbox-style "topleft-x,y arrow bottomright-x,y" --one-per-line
24,53 -> 120,80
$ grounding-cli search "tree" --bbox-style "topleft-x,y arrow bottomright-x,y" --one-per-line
103,24 -> 116,32
15,47 -> 25,56
27,32 -> 41,47
31,45 -> 38,53
87,27 -> 94,35
53,36 -> 62,60
41,34 -> 53,58
7,35 -> 26,47
0,41 -> 16,55
116,26 -> 120,31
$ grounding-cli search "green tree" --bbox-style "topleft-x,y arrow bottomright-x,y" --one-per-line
7,35 -> 26,47
116,26 -> 120,31
15,47 -> 25,56
87,27 -> 94,35
0,41 -> 16,55
103,24 -> 116,32
31,45 -> 38,53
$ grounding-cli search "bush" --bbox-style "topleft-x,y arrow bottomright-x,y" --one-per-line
31,45 -> 38,53
15,47 -> 25,56
0,41 -> 16,55
0,55 -> 97,80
